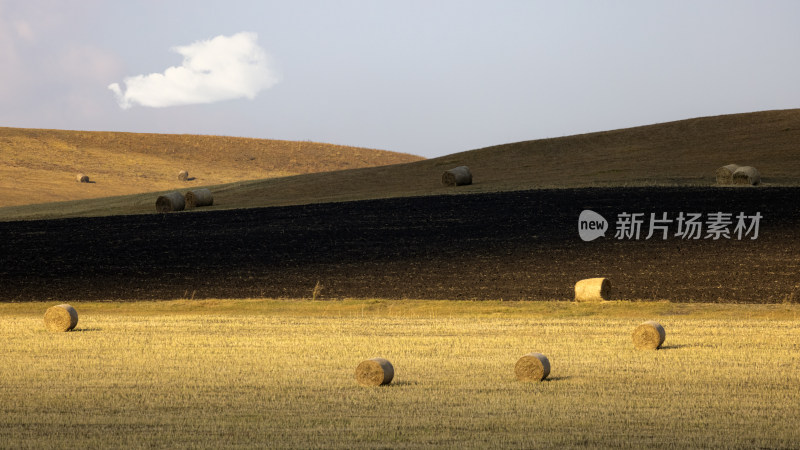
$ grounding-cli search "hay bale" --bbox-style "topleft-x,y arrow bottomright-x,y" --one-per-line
632,320 -> 666,350
178,170 -> 189,181
732,166 -> 761,186
155,191 -> 186,213
715,164 -> 739,185
515,352 -> 551,382
44,304 -> 78,332
574,277 -> 611,302
441,166 -> 472,186
355,358 -> 394,386
76,173 -> 90,183
184,188 -> 214,208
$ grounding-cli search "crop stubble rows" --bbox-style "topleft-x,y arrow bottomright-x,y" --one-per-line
1,187 -> 798,302
1,310 -> 799,448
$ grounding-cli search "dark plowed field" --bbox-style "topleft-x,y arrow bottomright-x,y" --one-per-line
1,187 -> 798,303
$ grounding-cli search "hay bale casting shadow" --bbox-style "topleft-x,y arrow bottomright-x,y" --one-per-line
178,170 -> 189,181
632,321 -> 666,350
355,358 -> 394,386
156,191 -> 186,213
44,304 -> 78,332
442,166 -> 472,187
76,173 -> 90,183
515,353 -> 550,382
574,277 -> 611,301
184,188 -> 214,208
732,166 -> 761,186
715,164 -> 739,185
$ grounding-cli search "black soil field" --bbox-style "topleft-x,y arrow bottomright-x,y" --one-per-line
1,187 -> 798,303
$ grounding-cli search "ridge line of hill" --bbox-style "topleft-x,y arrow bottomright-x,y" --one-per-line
1,108 -> 798,221
0,126 -> 424,208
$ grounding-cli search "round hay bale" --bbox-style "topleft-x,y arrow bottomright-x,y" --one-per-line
732,166 -> 760,186
441,166 -> 472,187
574,277 -> 611,302
76,173 -> 90,183
715,164 -> 739,185
178,170 -> 189,181
184,188 -> 214,208
632,320 -> 666,350
355,358 -> 394,386
44,304 -> 78,332
155,191 -> 186,213
515,352 -> 550,382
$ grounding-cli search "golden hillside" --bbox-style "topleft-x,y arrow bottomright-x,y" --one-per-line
1,109 -> 799,221
0,127 -> 423,207
194,108 -> 800,208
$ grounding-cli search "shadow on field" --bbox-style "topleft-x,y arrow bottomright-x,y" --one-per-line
3,186 -> 799,303
71,328 -> 103,332
543,376 -> 572,382
387,380 -> 420,387
659,344 -> 691,350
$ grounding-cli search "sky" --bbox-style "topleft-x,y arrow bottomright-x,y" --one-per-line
1,1 -> 799,158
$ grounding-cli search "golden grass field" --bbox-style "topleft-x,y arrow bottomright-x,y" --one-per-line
2,109 -> 799,221
2,299 -> 799,449
0,127 -> 423,208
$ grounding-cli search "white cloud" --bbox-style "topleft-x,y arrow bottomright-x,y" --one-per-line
109,32 -> 278,109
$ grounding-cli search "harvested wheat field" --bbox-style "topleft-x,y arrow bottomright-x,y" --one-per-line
0,299 -> 798,449
0,127 -> 423,208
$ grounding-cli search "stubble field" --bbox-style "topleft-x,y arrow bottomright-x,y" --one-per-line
2,184 -> 799,448
1,300 -> 799,449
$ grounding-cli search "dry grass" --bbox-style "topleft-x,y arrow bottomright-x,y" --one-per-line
0,127 -> 423,208
1,299 -> 799,448
2,109 -> 799,221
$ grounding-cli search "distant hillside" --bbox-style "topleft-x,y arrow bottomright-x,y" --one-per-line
459,108 -> 800,189
0,127 -> 423,207
1,109 -> 798,221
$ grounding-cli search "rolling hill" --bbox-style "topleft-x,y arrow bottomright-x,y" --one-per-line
0,127 -> 423,207
1,109 -> 799,221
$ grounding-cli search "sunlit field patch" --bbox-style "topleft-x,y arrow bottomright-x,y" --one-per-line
1,299 -> 799,448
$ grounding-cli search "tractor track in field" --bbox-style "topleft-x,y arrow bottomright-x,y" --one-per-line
1,187 -> 798,303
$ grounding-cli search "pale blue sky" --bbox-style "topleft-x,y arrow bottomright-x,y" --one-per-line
1,1 -> 799,157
